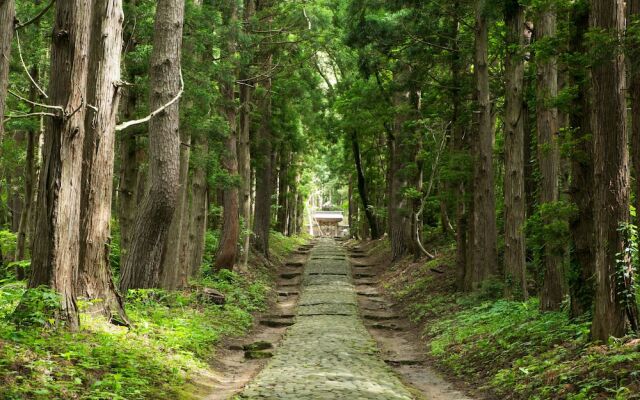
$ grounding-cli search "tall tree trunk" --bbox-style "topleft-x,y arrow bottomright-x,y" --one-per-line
629,0 -> 640,276
238,0 -> 255,268
119,0 -> 185,291
275,148 -> 289,234
176,179 -> 192,287
468,0 -> 498,289
0,0 -> 14,143
389,67 -> 415,261
252,55 -> 273,258
215,1 -> 240,270
536,5 -> 564,311
8,166 -> 22,233
29,0 -> 93,329
348,176 -> 356,238
189,133 -> 208,277
591,0 -> 639,340
503,0 -> 528,300
450,0 -> 469,291
288,172 -> 299,236
78,0 -> 127,322
118,0 -> 142,258
296,189 -> 303,235
118,130 -> 143,257
568,1 -> 595,319
15,66 -> 39,271
159,130 -> 190,288
350,130 -> 379,239
389,142 -> 407,259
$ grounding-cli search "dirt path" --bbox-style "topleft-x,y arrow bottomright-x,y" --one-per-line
200,245 -> 313,400
350,246 -> 474,400
238,239 -> 413,399
206,239 -> 474,399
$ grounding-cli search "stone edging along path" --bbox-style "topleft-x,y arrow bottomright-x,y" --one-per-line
239,239 -> 414,400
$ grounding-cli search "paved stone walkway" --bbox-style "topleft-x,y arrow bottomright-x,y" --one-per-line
239,239 -> 414,400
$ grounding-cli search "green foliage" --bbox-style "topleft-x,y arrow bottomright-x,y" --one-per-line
526,201 -> 577,271
617,223 -> 640,308
0,230 -> 17,259
202,230 -> 220,268
426,297 -> 640,399
269,231 -> 309,262
9,287 -> 62,327
0,268 -> 269,399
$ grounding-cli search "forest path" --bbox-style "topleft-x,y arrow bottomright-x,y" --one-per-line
238,239 -> 414,399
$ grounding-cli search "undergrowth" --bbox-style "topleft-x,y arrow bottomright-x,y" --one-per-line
384,246 -> 640,400
0,231 -> 307,399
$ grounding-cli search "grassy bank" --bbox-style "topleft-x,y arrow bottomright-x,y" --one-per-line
0,231 -> 307,400
380,242 -> 640,400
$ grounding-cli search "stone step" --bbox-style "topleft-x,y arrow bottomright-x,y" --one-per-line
363,313 -> 398,321
260,319 -> 295,328
244,350 -> 274,359
308,272 -> 348,276
285,261 -> 304,267
280,272 -> 302,279
369,322 -> 405,331
384,358 -> 424,366
277,291 -> 300,297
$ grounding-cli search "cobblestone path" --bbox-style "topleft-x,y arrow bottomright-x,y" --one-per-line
239,239 -> 414,400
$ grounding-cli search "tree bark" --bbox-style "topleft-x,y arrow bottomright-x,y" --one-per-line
189,133 -> 208,277
215,1 -> 240,271
629,0 -> 640,291
275,148 -> 289,234
118,0 -> 142,258
0,0 -> 15,143
568,2 -> 595,319
389,66 -> 416,261
29,0 -> 93,329
159,130 -> 190,288
15,66 -> 39,270
591,0 -> 639,341
288,172 -> 299,236
350,130 -> 379,239
119,0 -> 185,291
238,0 -> 255,268
449,0 -> 470,291
503,0 -> 528,300
252,55 -> 273,258
176,177 -> 192,287
536,6 -> 564,311
468,0 -> 498,289
78,0 -> 127,322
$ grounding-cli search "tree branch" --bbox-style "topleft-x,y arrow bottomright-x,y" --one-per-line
3,111 -> 57,123
15,31 -> 48,98
15,0 -> 55,30
115,71 -> 184,132
8,89 -> 64,113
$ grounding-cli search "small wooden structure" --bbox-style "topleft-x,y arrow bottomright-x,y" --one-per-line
310,211 -> 344,237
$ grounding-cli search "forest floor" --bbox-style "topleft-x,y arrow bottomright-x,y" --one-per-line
0,232 -> 307,400
372,236 -> 640,400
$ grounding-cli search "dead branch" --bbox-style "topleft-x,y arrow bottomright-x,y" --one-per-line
115,70 -> 184,132
15,0 -> 55,30
15,31 -> 48,98
3,111 -> 57,123
8,89 -> 64,114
